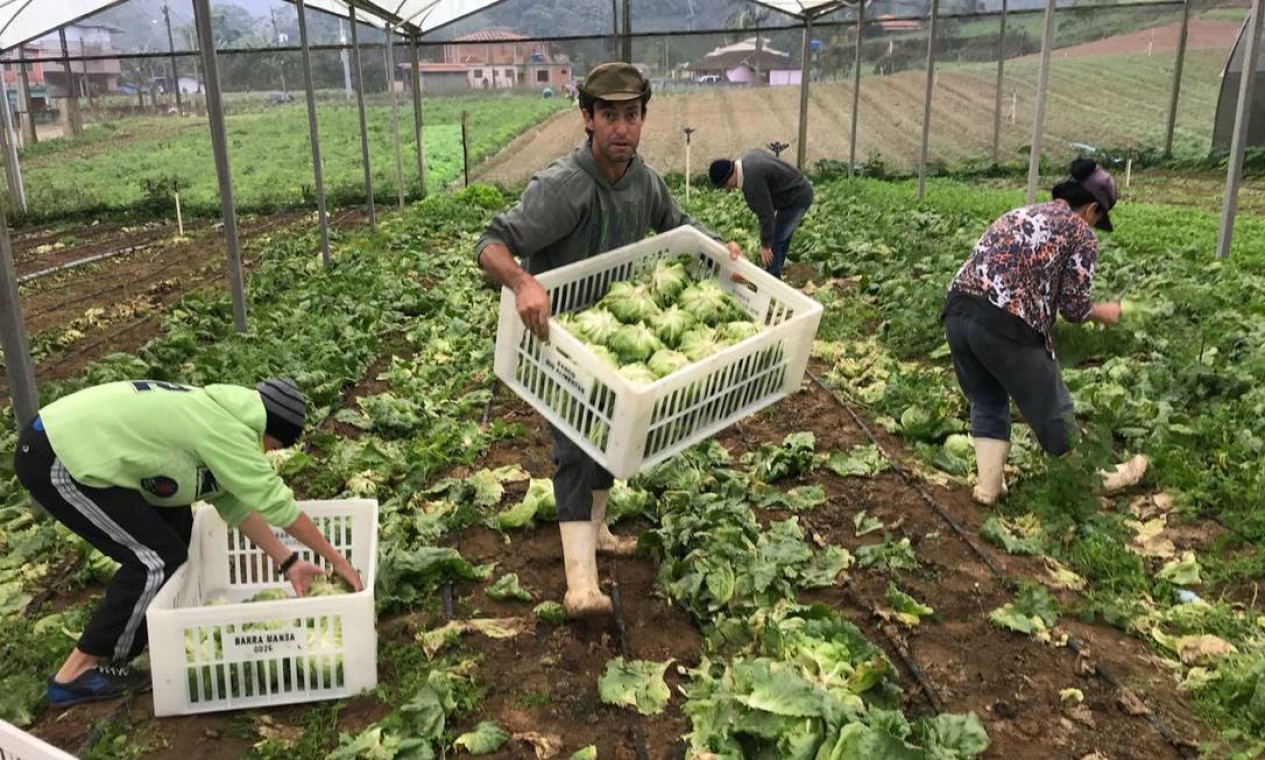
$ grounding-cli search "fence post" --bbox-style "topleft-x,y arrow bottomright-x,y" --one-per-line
18,61 -> 36,146
917,0 -> 940,200
386,26 -> 405,209
1163,0 -> 1192,158
991,0 -> 1008,165
410,33 -> 426,197
849,1 -> 865,176
0,198 -> 37,428
0,75 -> 27,212
193,0 -> 248,333
1216,0 -> 1265,259
1025,0 -> 1058,205
349,6 -> 376,227
795,15 -> 814,170
58,29 -> 83,137
296,0 -> 331,267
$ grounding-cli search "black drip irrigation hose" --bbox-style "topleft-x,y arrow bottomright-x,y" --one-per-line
441,532 -> 458,621
609,569 -> 651,760
806,371 -> 1195,758
480,379 -> 500,428
841,578 -> 944,714
75,693 -> 134,756
1064,634 -> 1198,759
24,553 -> 84,615
807,372 -> 1010,583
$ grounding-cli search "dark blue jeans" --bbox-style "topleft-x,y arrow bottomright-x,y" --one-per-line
943,314 -> 1076,455
767,202 -> 811,279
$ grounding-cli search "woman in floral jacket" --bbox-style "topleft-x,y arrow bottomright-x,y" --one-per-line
942,158 -> 1146,505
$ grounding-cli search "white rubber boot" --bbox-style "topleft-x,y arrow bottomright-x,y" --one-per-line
972,437 -> 1010,506
592,490 -> 637,557
1101,454 -> 1150,495
559,521 -> 613,618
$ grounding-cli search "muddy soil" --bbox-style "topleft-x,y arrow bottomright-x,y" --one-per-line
21,337 -> 1209,760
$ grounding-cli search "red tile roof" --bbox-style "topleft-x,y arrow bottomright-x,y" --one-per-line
452,29 -> 529,42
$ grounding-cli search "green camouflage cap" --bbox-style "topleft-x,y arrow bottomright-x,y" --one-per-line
580,62 -> 648,101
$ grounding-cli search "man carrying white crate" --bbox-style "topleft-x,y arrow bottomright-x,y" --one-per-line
12,379 -> 363,707
476,61 -> 742,618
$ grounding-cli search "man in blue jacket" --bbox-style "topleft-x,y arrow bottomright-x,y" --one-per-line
709,149 -> 815,278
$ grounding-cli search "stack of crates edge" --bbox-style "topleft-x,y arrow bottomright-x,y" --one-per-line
0,721 -> 76,760
146,499 -> 379,717
493,225 -> 824,480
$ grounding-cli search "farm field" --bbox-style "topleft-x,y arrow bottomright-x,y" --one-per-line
16,94 -> 569,222
2,169 -> 1265,758
472,18 -> 1244,186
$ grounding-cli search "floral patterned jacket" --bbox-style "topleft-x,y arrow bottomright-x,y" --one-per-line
948,200 -> 1098,355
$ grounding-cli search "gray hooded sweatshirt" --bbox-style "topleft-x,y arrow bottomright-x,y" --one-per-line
739,149 -> 815,247
476,143 -> 708,275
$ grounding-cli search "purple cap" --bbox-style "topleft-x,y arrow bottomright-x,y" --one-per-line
1080,165 -> 1118,232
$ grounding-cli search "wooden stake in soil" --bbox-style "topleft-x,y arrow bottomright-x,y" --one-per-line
683,126 -> 695,205
175,191 -> 184,237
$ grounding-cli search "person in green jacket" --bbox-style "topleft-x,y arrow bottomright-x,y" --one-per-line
12,378 -> 363,707
477,61 -> 741,619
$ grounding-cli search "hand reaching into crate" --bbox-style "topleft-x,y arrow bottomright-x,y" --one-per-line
239,511 -> 365,597
282,557 -> 362,597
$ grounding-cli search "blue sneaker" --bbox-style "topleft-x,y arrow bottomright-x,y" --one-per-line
47,665 -> 151,707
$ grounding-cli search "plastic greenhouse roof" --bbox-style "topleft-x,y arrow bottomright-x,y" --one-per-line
2,0 -> 859,52
0,0 -> 390,52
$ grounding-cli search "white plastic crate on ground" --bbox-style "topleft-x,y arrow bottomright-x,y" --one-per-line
0,721 -> 76,760
146,499 -> 379,717
494,225 -> 823,479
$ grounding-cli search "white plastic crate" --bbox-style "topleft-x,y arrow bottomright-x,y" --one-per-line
494,225 -> 823,479
146,499 -> 379,717
0,721 -> 75,760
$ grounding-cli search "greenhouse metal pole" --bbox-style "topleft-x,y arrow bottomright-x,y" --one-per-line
1163,0 -> 1192,158
0,202 -> 37,428
410,33 -> 426,197
1025,0 -> 1058,204
991,0 -> 1008,164
193,0 -> 248,333
795,15 -> 814,170
917,0 -> 940,200
848,0 -> 864,176
386,26 -> 405,210
622,0 -> 633,63
296,0 -> 330,267
0,77 -> 27,212
350,7 -> 376,227
1216,0 -> 1264,259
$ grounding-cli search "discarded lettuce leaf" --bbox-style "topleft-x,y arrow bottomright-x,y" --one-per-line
486,573 -> 534,602
534,601 -> 566,625
597,658 -> 672,715
453,721 -> 510,754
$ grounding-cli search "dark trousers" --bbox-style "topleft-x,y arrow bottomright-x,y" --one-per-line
13,419 -> 192,664
550,425 -> 614,522
767,202 -> 811,279
943,314 -> 1076,456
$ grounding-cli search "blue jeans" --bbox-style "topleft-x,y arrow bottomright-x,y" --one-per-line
767,202 -> 811,279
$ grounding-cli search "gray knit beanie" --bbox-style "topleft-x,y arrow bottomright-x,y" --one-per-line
257,378 -> 306,447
